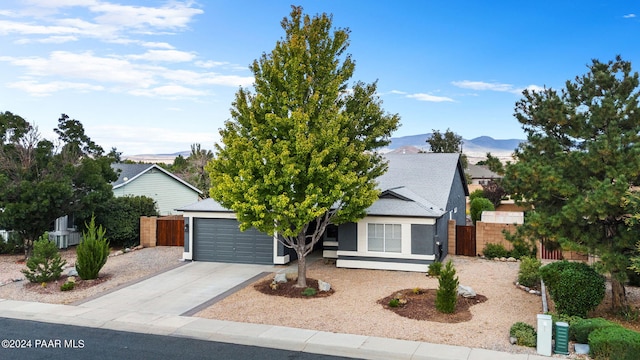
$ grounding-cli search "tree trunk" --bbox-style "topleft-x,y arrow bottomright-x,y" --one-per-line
295,245 -> 307,288
611,275 -> 628,311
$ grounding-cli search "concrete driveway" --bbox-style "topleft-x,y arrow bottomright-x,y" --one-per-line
77,262 -> 276,316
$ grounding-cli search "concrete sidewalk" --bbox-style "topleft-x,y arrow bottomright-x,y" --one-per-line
0,297 -> 551,360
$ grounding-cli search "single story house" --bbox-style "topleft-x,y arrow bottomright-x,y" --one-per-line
50,163 -> 202,248
179,153 -> 468,272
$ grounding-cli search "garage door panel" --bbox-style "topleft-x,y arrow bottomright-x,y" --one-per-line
193,218 -> 273,264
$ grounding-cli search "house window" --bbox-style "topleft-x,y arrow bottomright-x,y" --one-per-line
367,224 -> 401,253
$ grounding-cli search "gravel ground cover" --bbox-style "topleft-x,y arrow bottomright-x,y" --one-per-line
0,246 -> 183,304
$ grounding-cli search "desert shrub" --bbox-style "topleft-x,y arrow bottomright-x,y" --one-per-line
518,256 -> 542,288
76,217 -> 110,280
483,243 -> 509,259
0,232 -> 25,255
470,197 -> 494,224
428,261 -> 443,277
60,281 -> 75,291
301,287 -> 317,297
435,260 -> 459,314
570,318 -> 621,343
22,233 -> 66,283
509,241 -> 535,259
540,261 -> 605,317
589,326 -> 640,360
510,322 -> 537,347
389,298 -> 400,307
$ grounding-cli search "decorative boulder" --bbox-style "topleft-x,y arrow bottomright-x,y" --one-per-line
65,268 -> 78,277
274,273 -> 288,283
457,284 -> 476,298
318,279 -> 331,292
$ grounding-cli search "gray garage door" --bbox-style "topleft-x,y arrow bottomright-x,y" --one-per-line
193,218 -> 273,264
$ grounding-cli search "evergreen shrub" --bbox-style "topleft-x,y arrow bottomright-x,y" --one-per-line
76,217 -> 110,280
435,260 -> 459,314
22,233 -> 66,283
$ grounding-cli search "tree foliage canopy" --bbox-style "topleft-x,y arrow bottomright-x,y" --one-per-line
502,56 -> 640,310
0,112 -> 117,254
207,7 -> 399,287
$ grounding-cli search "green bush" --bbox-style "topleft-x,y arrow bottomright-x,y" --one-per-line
570,318 -> 621,343
435,260 -> 459,314
470,197 -> 494,224
540,261 -> 605,317
509,241 -> 535,259
60,281 -> 75,291
21,233 -> 66,283
518,257 -> 542,288
483,243 -> 509,259
510,322 -> 537,347
428,261 -> 443,277
93,195 -> 158,247
389,298 -> 400,307
302,287 -> 317,297
589,326 -> 640,360
76,217 -> 110,280
469,189 -> 485,202
0,232 -> 24,255
548,313 -> 583,340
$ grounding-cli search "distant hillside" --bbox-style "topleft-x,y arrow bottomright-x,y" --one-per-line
124,134 -> 525,164
384,133 -> 524,154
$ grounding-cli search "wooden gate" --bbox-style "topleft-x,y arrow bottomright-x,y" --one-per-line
456,225 -> 476,256
156,216 -> 184,246
540,239 -> 562,260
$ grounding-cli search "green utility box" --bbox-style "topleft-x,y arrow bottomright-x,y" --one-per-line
554,321 -> 569,355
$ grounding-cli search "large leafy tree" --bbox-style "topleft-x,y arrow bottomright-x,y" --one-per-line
427,128 -> 468,170
0,112 -> 117,256
503,56 -> 640,311
208,6 -> 399,287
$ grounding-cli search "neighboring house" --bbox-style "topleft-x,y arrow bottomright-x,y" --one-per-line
179,153 -> 468,272
467,164 -> 501,185
50,163 -> 202,248
111,163 -> 202,215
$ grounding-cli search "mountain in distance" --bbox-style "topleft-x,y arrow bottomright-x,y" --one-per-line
123,134 -> 525,164
383,134 -> 525,163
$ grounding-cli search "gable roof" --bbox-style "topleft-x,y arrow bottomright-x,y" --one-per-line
179,153 -> 468,218
368,153 -> 468,217
111,163 -> 202,194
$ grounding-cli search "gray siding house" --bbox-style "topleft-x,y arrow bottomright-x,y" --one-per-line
179,153 -> 468,272
111,163 -> 202,215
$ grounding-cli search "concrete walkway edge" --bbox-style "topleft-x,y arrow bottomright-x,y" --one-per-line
0,298 -> 551,360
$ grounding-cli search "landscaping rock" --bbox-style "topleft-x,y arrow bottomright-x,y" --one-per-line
67,276 -> 76,283
124,247 -> 131,253
65,268 -> 78,277
509,336 -> 517,345
318,279 -> 331,292
507,257 -> 517,262
274,273 -> 288,283
457,285 -> 476,298
499,257 -> 507,262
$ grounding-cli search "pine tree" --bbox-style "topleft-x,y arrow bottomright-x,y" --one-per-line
435,260 -> 459,314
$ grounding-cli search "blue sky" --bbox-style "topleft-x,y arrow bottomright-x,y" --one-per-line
0,1 -> 638,155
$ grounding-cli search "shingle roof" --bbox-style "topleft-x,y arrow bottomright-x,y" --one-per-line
178,153 -> 466,218
467,164 -> 501,179
111,163 -> 202,194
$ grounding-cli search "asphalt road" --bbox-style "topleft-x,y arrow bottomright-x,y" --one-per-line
0,317 -> 358,360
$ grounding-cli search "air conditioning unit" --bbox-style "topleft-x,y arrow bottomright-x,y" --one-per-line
55,235 -> 68,249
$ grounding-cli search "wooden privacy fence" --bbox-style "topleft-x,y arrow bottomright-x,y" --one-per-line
456,225 -> 476,256
140,215 -> 184,247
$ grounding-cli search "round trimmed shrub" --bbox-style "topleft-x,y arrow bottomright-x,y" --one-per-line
589,326 -> 640,360
540,261 -> 605,317
570,318 -> 621,344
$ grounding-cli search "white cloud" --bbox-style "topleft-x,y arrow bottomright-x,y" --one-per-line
452,80 -> 544,95
452,80 -> 513,92
127,49 -> 196,62
160,68 -> 254,87
141,41 -> 175,49
130,84 -> 207,98
406,93 -> 454,102
389,90 -> 407,95
7,80 -> 103,96
624,14 -> 636,19
89,2 -> 203,30
195,60 -> 229,68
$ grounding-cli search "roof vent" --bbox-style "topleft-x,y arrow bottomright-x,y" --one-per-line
123,177 -> 128,182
